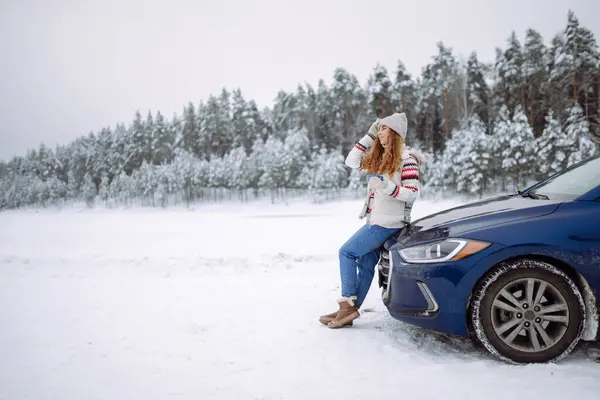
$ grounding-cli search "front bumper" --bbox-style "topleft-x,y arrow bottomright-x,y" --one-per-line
378,250 -> 439,316
378,242 -> 502,336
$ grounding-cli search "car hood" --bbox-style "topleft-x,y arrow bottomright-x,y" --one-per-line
396,194 -> 562,247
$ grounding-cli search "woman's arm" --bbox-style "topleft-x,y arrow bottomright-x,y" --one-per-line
380,156 -> 420,203
344,120 -> 379,169
344,133 -> 376,169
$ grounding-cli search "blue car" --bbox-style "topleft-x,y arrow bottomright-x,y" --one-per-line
378,154 -> 600,364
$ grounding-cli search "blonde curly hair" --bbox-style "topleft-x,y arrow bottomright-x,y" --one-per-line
360,134 -> 404,176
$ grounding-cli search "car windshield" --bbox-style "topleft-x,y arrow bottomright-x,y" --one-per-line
526,156 -> 600,201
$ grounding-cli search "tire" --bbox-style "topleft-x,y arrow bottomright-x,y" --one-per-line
471,259 -> 586,364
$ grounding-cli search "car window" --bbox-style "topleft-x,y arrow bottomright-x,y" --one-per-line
530,156 -> 600,201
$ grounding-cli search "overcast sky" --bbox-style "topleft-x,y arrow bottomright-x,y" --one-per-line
1,0 -> 599,161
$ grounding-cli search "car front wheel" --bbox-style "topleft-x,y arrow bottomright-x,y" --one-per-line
471,258 -> 586,364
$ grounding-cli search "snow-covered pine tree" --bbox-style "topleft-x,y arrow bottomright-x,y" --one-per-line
293,84 -> 312,140
106,123 -> 129,185
502,107 -> 536,188
170,148 -> 207,203
314,80 -> 336,150
415,146 -> 435,190
49,175 -> 68,205
281,127 -> 310,188
440,43 -> 466,134
33,143 -> 55,182
271,89 -> 299,140
231,89 -> 257,155
0,161 -> 7,179
194,92 -> 227,163
1,160 -> 28,208
133,161 -> 159,205
53,144 -> 71,192
257,135 -> 286,191
564,104 -> 597,166
122,111 -> 145,175
550,11 -> 600,142
432,101 -> 444,155
331,68 -> 367,154
217,88 -> 234,157
151,164 -> 171,207
463,118 -> 492,196
439,118 -> 491,196
81,174 -> 97,207
180,102 -> 201,158
142,111 -> 154,164
250,100 -> 271,144
97,173 -> 110,202
152,111 -> 173,165
202,95 -> 222,160
301,83 -> 320,148
317,149 -> 348,191
563,11 -> 600,142
65,135 -> 93,196
392,61 -> 417,118
109,171 -> 133,206
489,105 -> 512,191
426,131 -> 456,192
171,112 -> 183,151
346,169 -> 366,198
225,146 -> 251,196
576,26 -> 600,143
466,52 -> 491,132
495,32 -> 525,118
414,74 -> 435,152
418,43 -> 465,153
535,110 -> 568,179
245,139 -> 266,190
181,98 -> 203,158
564,12 -> 597,101
522,29 -> 549,137
427,120 -> 478,195
206,155 -> 226,189
86,129 -> 108,193
0,162 -> 7,208
92,128 -> 111,190
305,147 -> 348,200
0,171 -> 8,209
366,64 -> 394,119
548,33 -> 571,122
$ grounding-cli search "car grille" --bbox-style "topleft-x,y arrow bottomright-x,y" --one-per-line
378,249 -> 391,299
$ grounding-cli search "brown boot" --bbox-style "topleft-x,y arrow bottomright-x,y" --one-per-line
328,297 -> 360,329
319,310 -> 353,326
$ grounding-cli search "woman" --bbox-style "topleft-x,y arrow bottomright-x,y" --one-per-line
320,112 -> 423,329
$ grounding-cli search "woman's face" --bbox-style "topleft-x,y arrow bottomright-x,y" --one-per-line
377,125 -> 394,148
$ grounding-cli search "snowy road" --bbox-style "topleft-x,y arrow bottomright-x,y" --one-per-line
1,200 -> 599,400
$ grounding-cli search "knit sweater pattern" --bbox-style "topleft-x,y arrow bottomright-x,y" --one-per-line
345,132 -> 421,229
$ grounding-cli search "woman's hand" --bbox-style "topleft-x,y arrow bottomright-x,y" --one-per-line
367,174 -> 386,190
368,119 -> 380,139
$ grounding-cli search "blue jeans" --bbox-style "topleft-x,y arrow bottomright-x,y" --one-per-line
339,224 -> 401,308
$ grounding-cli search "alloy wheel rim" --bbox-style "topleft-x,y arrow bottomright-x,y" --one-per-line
490,278 -> 569,353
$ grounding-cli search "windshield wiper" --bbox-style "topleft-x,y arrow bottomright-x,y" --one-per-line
520,191 -> 549,200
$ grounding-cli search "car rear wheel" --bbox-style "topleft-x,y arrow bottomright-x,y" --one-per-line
471,259 -> 585,364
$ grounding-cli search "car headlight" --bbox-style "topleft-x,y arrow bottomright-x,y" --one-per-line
398,239 -> 491,264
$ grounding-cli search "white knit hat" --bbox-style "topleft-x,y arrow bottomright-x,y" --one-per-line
379,112 -> 408,140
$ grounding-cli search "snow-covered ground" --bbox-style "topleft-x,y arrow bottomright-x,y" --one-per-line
1,198 -> 599,400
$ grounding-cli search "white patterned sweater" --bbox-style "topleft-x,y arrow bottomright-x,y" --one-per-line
345,132 -> 423,229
